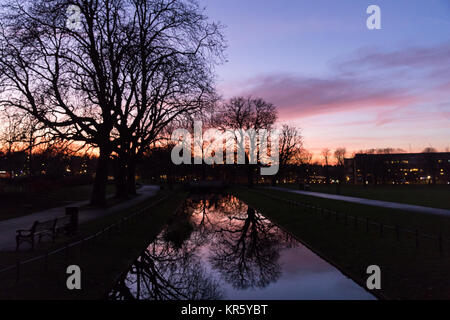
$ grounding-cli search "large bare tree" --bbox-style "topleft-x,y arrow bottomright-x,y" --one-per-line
112,0 -> 224,197
214,96 -> 278,186
0,0 -> 225,203
272,124 -> 303,186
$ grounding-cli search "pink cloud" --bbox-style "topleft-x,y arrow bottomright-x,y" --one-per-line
226,43 -> 450,121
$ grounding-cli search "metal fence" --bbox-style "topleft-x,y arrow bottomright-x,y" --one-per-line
252,189 -> 448,255
0,195 -> 170,283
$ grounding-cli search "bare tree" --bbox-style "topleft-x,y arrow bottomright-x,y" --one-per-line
423,147 -> 438,153
112,0 -> 225,197
0,0 -> 135,204
334,148 -> 346,166
0,0 -> 225,203
272,124 -> 303,186
214,97 -> 278,186
321,148 -> 331,184
334,147 -> 346,193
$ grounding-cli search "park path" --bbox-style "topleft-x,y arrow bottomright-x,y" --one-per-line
267,187 -> 450,216
0,185 -> 160,251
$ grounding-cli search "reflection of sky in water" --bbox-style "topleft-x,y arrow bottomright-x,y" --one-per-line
110,194 -> 375,300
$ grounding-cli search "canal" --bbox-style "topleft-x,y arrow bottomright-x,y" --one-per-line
109,194 -> 375,300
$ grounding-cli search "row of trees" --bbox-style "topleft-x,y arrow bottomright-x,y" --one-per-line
0,0 -> 225,204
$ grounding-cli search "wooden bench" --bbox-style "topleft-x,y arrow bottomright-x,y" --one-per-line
16,216 -> 72,251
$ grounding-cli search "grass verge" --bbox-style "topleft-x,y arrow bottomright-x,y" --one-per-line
0,189 -> 188,300
231,187 -> 450,299
279,183 -> 450,210
0,184 -> 116,221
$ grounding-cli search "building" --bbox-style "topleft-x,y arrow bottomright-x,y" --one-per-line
345,152 -> 450,185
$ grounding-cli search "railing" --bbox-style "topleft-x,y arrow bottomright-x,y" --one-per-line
0,195 -> 170,283
252,189 -> 449,255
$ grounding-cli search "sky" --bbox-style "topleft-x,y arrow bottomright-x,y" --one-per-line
198,0 -> 450,160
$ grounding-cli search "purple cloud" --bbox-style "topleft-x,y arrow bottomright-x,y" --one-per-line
230,43 -> 450,120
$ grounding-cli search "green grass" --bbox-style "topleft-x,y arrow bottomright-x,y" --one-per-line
0,184 -> 116,221
231,187 -> 450,300
0,189 -> 188,299
279,183 -> 450,210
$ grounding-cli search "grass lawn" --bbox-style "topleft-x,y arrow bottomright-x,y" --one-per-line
231,187 -> 450,299
0,184 -> 116,221
264,187 -> 450,239
279,183 -> 450,210
0,188 -> 187,299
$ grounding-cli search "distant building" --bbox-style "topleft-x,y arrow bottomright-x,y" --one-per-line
345,152 -> 450,185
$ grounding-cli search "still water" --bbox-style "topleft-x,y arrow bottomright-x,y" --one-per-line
110,194 -> 375,300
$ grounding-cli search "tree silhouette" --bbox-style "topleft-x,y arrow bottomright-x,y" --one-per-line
0,0 -> 225,203
213,97 -> 278,187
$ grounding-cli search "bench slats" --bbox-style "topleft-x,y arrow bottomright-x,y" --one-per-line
16,215 -> 73,251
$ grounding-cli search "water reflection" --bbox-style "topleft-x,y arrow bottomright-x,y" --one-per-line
109,194 -> 375,300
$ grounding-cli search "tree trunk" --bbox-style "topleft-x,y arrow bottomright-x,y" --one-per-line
127,156 -> 137,195
115,154 -> 128,199
271,173 -> 278,186
90,148 -> 110,206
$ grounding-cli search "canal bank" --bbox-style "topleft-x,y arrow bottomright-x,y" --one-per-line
231,187 -> 450,299
0,189 -> 188,299
110,192 -> 374,300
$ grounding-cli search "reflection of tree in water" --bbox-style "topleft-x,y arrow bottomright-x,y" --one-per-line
109,229 -> 224,300
110,194 -> 298,299
210,206 -> 296,290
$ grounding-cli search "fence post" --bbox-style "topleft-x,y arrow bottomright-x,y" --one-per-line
80,239 -> 85,254
415,229 -> 419,248
16,259 -> 20,283
65,243 -> 69,260
45,249 -> 49,270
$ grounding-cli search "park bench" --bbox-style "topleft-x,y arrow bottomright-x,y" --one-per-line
16,216 -> 72,251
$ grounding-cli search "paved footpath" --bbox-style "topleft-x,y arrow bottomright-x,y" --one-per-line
268,187 -> 450,216
0,185 -> 160,251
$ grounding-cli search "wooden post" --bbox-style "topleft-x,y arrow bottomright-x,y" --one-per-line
45,250 -> 49,270
415,229 -> 419,248
16,259 -> 20,283
65,207 -> 79,235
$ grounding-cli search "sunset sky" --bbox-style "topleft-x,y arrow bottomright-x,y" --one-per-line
199,0 -> 450,161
